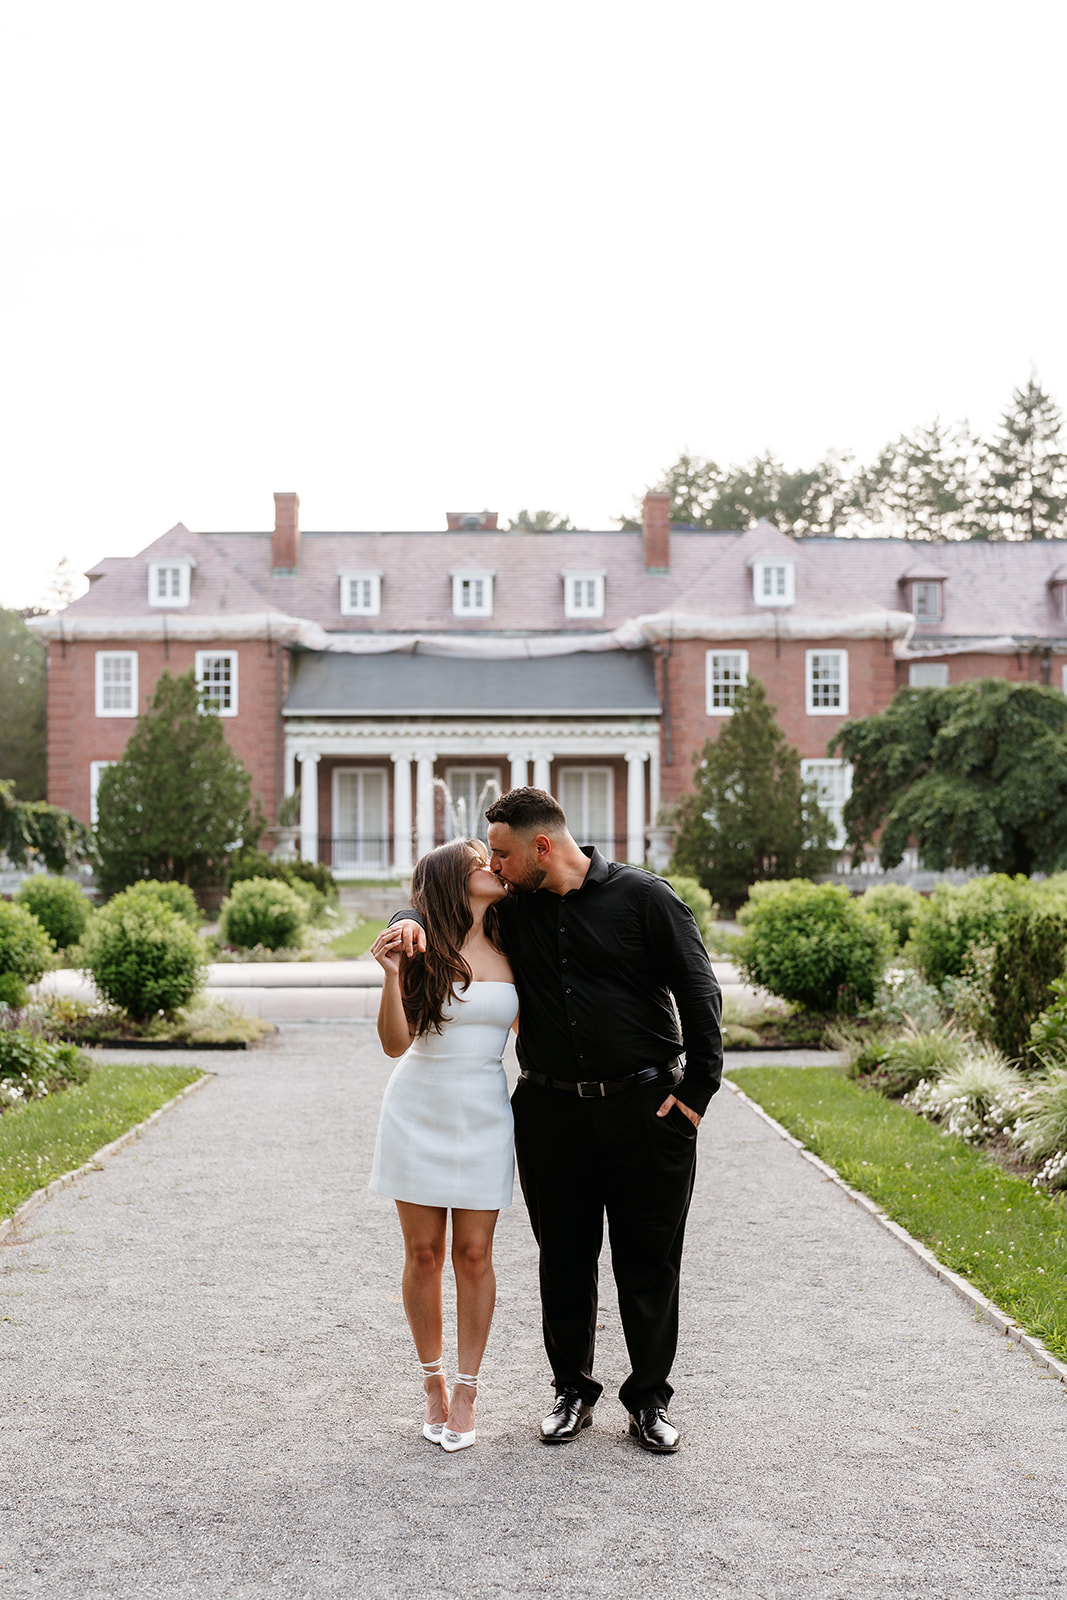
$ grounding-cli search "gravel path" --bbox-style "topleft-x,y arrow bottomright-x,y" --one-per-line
1,1024 -> 1065,1598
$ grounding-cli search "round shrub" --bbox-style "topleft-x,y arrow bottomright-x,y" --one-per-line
121,880 -> 201,927
81,890 -> 206,1022
219,877 -> 307,952
664,875 -> 717,945
0,900 -> 55,1008
908,875 -> 1061,986
16,876 -> 91,950
859,884 -> 924,951
736,880 -> 892,1014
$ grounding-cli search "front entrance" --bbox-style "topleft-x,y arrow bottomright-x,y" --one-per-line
333,768 -> 389,873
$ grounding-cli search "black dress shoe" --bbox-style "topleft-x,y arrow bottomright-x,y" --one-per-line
540,1389 -> 594,1443
628,1407 -> 680,1454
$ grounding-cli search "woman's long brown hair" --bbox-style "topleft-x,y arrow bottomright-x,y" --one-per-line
400,838 -> 503,1037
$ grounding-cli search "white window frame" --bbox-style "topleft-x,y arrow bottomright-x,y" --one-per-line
95,651 -> 138,717
705,650 -> 749,715
147,559 -> 192,608
801,758 -> 852,850
562,571 -> 605,619
911,581 -> 943,621
1061,663 -> 1067,695
89,760 -> 117,826
805,649 -> 849,715
451,570 -> 494,617
332,766 -> 390,874
752,560 -> 795,606
339,571 -> 382,616
909,661 -> 949,688
195,650 -> 239,717
556,767 -> 615,858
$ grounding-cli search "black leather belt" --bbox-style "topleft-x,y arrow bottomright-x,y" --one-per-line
519,1063 -> 683,1098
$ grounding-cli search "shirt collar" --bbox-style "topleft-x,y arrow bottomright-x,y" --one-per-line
580,846 -> 610,886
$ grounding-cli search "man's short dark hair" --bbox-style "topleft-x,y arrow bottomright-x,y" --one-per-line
485,786 -> 568,835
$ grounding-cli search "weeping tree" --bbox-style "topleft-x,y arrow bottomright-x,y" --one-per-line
670,679 -> 837,911
0,780 -> 94,874
94,670 -> 266,896
832,680 -> 1067,877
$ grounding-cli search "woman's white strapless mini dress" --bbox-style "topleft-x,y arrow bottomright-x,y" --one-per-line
369,981 -> 518,1211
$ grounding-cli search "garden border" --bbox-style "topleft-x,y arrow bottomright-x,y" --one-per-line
0,1072 -> 212,1246
723,1077 -> 1067,1387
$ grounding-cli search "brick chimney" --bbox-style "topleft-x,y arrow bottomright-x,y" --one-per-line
273,492 -> 300,573
643,491 -> 670,572
446,511 -> 499,531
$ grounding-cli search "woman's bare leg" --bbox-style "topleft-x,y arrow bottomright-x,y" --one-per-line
448,1208 -> 499,1433
395,1201 -> 449,1425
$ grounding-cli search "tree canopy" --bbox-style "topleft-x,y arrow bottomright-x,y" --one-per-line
0,779 -> 93,874
670,678 -> 837,910
633,375 -> 1067,541
94,669 -> 265,896
506,509 -> 575,531
831,679 -> 1067,877
0,609 -> 46,801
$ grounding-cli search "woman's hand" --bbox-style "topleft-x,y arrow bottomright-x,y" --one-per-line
371,927 -> 405,977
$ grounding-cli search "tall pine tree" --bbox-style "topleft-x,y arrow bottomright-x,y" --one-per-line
974,376 -> 1067,539
670,679 -> 836,910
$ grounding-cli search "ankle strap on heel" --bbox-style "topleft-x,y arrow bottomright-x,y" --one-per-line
420,1357 -> 445,1378
454,1371 -> 479,1391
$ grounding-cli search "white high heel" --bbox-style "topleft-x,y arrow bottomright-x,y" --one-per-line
420,1356 -> 447,1444
441,1371 -> 478,1453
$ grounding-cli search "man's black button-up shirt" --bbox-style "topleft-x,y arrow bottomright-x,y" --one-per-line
392,848 -> 723,1115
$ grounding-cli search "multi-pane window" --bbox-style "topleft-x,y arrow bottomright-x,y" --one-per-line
557,768 -> 614,857
195,651 -> 238,716
705,650 -> 749,714
911,582 -> 943,620
147,560 -> 191,607
800,759 -> 852,849
563,572 -> 605,618
95,651 -> 138,717
806,649 -> 848,714
452,572 -> 494,616
339,572 -> 381,616
752,560 -> 795,606
89,760 -> 117,826
333,768 -> 389,873
909,661 -> 949,688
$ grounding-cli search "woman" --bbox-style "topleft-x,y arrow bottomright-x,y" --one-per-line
369,838 -> 516,1453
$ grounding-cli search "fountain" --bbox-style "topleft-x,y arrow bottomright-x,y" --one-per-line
433,775 -> 503,844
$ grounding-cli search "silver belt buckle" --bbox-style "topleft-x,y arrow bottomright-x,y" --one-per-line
576,1080 -> 605,1098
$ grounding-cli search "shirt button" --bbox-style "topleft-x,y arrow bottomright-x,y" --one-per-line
561,957 -> 568,964
565,987 -> 572,995
570,1020 -> 576,1027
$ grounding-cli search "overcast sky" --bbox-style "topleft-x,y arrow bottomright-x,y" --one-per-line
2,0 -> 1065,610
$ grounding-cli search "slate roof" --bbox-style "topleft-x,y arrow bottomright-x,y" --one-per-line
284,648 -> 660,716
54,515 -> 1067,649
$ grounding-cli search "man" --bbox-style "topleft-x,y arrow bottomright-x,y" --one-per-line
388,787 -> 722,1453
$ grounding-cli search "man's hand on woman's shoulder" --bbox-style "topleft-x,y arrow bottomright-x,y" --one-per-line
388,916 -> 428,957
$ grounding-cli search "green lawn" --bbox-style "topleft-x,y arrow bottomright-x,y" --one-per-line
729,1065 -> 1067,1360
0,1062 -> 205,1221
327,917 -> 387,960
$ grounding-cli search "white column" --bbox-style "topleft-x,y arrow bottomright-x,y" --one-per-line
507,750 -> 528,792
649,748 -> 661,824
626,751 -> 647,865
299,752 -> 321,863
532,754 -> 552,793
391,753 -> 414,875
283,744 -> 297,798
415,754 -> 436,859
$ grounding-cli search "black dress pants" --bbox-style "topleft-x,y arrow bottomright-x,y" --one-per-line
512,1075 -> 698,1413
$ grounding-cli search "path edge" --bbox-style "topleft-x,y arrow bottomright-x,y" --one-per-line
723,1077 -> 1067,1387
0,1072 -> 212,1246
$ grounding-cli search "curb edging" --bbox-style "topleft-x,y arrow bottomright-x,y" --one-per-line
0,1072 -> 212,1246
723,1078 -> 1067,1387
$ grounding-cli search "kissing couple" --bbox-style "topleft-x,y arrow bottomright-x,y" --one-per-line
368,786 -> 722,1454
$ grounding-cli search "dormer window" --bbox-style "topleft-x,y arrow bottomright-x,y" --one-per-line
339,571 -> 382,616
1048,567 -> 1067,621
752,560 -> 795,606
452,570 -> 494,617
911,581 -> 943,620
563,571 -> 605,619
147,559 -> 192,608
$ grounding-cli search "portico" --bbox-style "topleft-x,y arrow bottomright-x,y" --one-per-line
282,645 -> 661,874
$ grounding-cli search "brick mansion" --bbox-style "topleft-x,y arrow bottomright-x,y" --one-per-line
30,492 -> 1067,873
